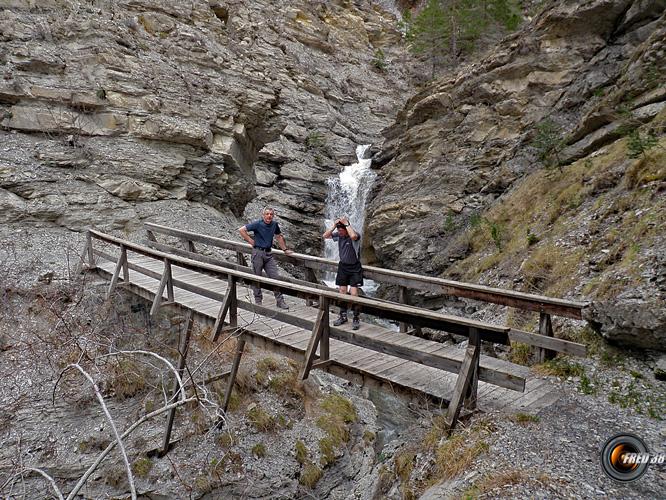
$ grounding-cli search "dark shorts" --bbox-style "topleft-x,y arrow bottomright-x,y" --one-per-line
336,261 -> 363,287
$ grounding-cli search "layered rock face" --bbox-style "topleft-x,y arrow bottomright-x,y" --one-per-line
367,0 -> 665,348
0,0 -> 411,278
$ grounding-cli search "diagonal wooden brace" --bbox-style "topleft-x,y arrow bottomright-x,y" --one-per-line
150,258 -> 172,317
445,330 -> 480,433
106,244 -> 128,299
210,276 -> 236,342
299,301 -> 329,380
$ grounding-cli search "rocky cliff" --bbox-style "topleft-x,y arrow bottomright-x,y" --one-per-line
0,0 -> 412,280
367,0 -> 665,349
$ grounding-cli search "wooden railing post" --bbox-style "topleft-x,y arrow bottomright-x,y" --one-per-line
537,312 -> 555,362
161,310 -> 194,455
210,275 -> 236,341
236,251 -> 248,267
305,268 -> 319,307
399,286 -> 408,333
146,230 -> 157,242
186,240 -> 197,253
228,276 -> 237,329
399,286 -> 422,335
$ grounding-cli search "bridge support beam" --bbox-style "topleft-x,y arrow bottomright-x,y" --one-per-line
222,335 -> 246,414
445,327 -> 480,433
299,298 -> 330,380
160,310 -> 194,456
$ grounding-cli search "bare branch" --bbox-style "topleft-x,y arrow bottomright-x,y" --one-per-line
11,468 -> 65,500
67,363 -> 137,500
66,396 -> 197,500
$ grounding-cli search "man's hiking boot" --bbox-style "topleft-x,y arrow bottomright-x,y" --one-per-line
352,318 -> 360,330
333,315 -> 347,326
276,300 -> 289,310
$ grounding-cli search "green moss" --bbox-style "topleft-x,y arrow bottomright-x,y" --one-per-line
131,457 -> 152,478
320,394 -> 357,423
363,430 -> 376,445
579,374 -> 597,395
512,413 -> 540,424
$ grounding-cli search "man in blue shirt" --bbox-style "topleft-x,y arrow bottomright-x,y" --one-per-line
239,207 -> 293,309
323,216 -> 362,330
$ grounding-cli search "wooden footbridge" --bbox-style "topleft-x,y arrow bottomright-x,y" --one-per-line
80,223 -> 587,433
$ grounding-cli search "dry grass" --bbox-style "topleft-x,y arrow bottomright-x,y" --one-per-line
246,404 -> 276,432
447,130 -> 665,302
462,470 -> 527,498
508,342 -> 531,366
299,462 -> 323,489
295,440 -> 308,465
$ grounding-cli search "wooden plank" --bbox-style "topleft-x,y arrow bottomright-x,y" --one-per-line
509,328 -> 586,357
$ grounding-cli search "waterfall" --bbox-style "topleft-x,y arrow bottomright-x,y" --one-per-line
324,144 -> 377,292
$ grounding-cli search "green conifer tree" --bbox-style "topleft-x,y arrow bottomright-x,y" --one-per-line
402,0 -> 522,76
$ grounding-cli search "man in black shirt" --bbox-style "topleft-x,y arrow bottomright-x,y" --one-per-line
323,216 -> 363,330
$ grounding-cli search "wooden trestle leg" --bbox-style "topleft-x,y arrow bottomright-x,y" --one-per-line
222,336 -> 246,414
160,310 -> 194,456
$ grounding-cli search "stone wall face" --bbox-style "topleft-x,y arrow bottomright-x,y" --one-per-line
0,0 -> 413,277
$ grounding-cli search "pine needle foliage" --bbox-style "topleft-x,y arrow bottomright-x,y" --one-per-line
401,0 -> 522,76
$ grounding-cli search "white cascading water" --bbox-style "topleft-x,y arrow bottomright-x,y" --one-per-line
324,144 -> 377,292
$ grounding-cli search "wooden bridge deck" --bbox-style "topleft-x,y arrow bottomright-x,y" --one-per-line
96,255 -> 562,415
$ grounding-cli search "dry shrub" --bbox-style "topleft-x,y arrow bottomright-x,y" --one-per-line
106,359 -> 148,400
299,462 -> 323,489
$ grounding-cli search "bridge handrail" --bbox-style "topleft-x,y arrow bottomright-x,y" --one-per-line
143,222 -> 587,320
88,229 -> 511,344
